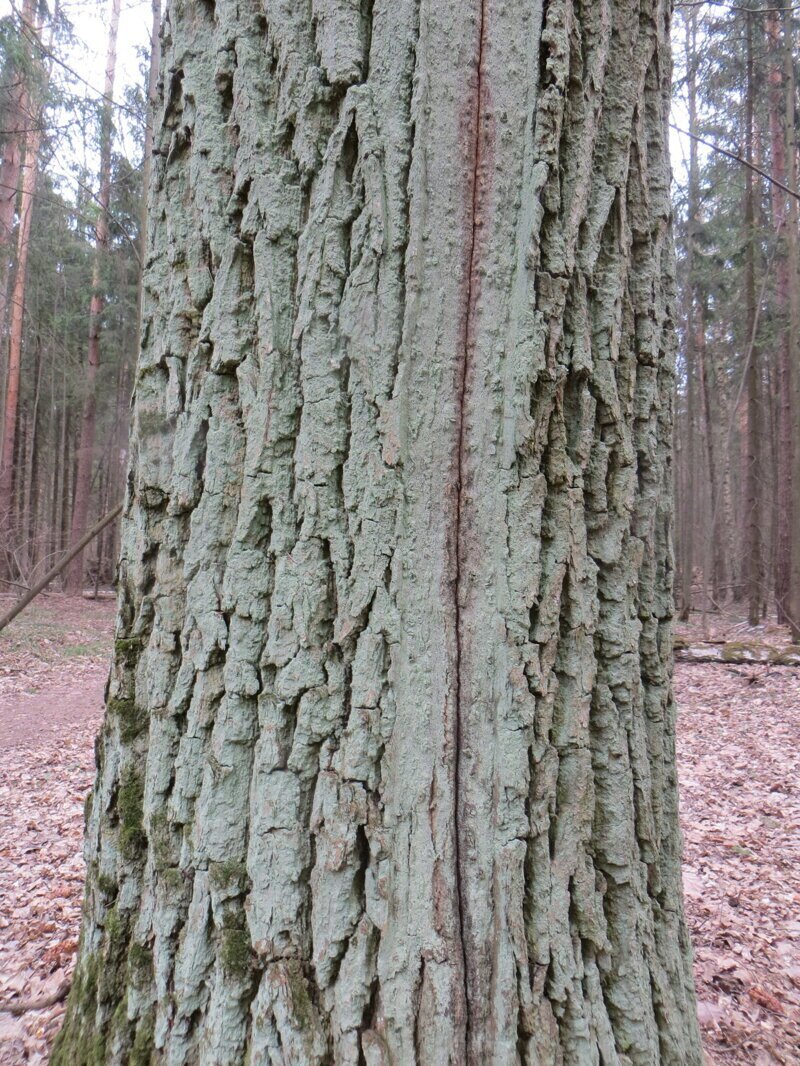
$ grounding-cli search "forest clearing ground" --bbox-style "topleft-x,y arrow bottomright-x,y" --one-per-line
0,598 -> 797,1064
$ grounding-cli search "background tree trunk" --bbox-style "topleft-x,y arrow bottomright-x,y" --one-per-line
679,8 -> 700,622
744,10 -> 765,628
0,118 -> 42,550
785,10 -> 800,640
0,0 -> 35,363
55,1 -> 701,1063
64,0 -> 122,591
766,10 -> 792,625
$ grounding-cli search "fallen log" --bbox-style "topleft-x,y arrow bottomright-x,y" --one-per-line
674,640 -> 800,665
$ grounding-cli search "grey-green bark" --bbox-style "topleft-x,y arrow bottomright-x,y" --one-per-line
55,1 -> 701,1063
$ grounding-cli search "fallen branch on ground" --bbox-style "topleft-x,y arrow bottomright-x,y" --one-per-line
0,502 -> 122,634
0,980 -> 70,1015
675,640 -> 800,665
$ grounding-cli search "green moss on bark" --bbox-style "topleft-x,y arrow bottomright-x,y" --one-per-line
108,697 -> 148,742
221,913 -> 253,978
128,942 -> 154,985
130,1013 -> 156,1066
117,767 -> 145,861
50,954 -> 105,1066
209,859 -> 248,892
148,810 -> 176,869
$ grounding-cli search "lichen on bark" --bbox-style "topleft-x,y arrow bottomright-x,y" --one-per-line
55,0 -> 702,1063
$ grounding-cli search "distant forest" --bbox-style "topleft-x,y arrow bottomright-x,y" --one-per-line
0,0 -> 151,592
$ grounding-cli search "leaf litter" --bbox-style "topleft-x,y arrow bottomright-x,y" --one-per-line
676,662 -> 800,1064
0,596 -> 797,1063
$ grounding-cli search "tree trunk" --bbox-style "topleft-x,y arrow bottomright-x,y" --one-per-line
19,335 -> 42,578
709,321 -> 739,601
0,0 -> 35,358
64,0 -> 122,592
0,119 -> 42,550
679,8 -> 701,623
744,10 -> 764,628
785,12 -> 800,640
55,2 -> 702,1063
765,11 -> 792,624
138,0 -> 162,310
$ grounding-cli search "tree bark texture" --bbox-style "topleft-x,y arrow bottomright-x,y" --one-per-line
55,1 -> 701,1063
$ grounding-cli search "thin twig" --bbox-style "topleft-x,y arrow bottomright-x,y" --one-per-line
671,122 -> 800,200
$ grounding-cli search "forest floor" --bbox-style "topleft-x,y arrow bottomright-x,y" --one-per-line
0,597 -> 798,1064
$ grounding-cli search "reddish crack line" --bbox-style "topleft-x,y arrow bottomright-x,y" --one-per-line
453,0 -> 488,1056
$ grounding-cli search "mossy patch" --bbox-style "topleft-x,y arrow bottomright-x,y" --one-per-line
115,635 -> 144,670
149,809 -> 176,869
161,866 -> 185,893
96,870 -> 119,901
284,961 -> 316,1031
128,941 -> 154,986
130,1013 -> 156,1066
118,767 -> 146,861
109,697 -> 148,743
210,859 -> 248,893
50,954 -> 106,1066
221,913 -> 253,978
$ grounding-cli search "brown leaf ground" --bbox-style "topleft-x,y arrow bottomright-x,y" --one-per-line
676,661 -> 800,1064
0,596 -> 798,1063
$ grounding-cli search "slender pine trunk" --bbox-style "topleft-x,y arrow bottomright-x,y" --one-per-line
785,11 -> 800,639
744,9 -> 764,627
0,120 -> 42,557
65,0 -> 122,591
0,0 -> 35,361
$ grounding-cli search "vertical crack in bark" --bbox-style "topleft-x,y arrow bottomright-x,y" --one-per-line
454,0 -> 488,1055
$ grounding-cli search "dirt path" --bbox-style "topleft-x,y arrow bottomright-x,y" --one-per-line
0,671 -> 107,751
0,598 -> 798,1063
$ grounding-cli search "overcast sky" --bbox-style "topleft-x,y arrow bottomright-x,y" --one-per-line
0,0 -> 152,196
3,0 -> 150,100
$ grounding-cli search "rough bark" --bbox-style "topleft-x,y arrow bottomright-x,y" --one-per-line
55,1 -> 701,1063
65,0 -> 123,591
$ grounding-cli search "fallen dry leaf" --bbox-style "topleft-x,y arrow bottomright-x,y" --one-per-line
748,987 -> 785,1015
